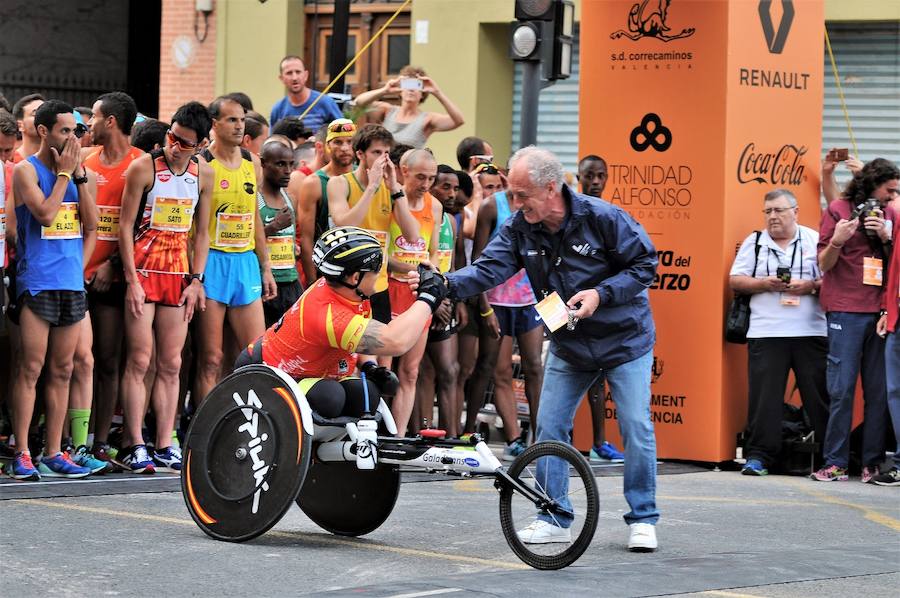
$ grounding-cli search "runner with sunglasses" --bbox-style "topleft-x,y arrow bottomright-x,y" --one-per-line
118,101 -> 214,473
297,118 -> 357,286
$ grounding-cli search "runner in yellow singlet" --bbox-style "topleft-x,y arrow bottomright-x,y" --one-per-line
326,124 -> 418,326
194,96 -> 276,408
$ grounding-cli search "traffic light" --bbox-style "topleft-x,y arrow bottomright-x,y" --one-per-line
509,0 -> 574,81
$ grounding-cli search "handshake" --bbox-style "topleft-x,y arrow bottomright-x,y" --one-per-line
410,263 -> 450,314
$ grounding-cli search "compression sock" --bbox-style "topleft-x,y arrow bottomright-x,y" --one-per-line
68,408 -> 91,449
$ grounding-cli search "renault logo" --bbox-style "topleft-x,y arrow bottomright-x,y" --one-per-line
758,0 -> 794,54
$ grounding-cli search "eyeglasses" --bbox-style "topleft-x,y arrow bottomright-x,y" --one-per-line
167,129 -> 199,150
328,122 -> 356,134
762,207 -> 796,215
473,163 -> 500,175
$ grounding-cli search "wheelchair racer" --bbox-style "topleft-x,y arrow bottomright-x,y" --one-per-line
234,226 -> 448,421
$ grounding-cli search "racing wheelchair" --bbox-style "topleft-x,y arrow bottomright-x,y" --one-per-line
181,364 -> 599,570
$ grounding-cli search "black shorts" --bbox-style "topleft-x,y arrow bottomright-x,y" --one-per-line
427,300 -> 460,343
20,290 -> 87,327
369,289 -> 391,324
87,281 -> 126,310
263,279 -> 303,328
494,304 -> 542,337
5,260 -> 20,325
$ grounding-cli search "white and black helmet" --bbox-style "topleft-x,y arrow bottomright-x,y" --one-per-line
313,226 -> 384,281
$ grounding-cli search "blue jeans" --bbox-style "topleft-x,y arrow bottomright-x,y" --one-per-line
536,349 -> 658,527
823,312 -> 888,468
884,332 -> 900,468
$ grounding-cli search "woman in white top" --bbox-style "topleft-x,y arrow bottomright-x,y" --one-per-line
353,65 -> 464,149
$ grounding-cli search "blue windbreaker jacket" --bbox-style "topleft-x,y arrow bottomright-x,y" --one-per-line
448,185 -> 657,370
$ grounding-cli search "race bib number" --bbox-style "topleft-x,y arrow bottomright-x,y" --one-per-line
216,212 -> 253,247
436,249 -> 452,274
151,197 -> 194,233
390,249 -> 429,281
534,291 -> 571,333
863,256 -> 883,286
41,203 -> 82,240
97,205 -> 120,241
266,235 -> 295,270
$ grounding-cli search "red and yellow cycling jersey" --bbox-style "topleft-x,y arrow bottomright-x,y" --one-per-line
261,278 -> 371,379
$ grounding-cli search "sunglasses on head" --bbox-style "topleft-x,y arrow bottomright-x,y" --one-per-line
167,129 -> 199,150
329,122 -> 356,133
473,163 -> 500,175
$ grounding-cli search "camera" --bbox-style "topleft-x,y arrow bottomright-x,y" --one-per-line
776,266 -> 791,284
851,198 -> 882,238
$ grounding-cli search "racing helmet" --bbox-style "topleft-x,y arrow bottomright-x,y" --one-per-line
313,226 -> 384,282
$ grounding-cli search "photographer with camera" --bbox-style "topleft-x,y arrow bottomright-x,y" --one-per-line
729,189 -> 827,477
352,65 -> 465,149
813,158 -> 899,482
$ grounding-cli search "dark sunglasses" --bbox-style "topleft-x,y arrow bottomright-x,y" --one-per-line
167,129 -> 199,150
328,122 -> 356,133
74,123 -> 89,139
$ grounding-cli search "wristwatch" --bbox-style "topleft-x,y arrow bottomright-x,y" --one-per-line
390,190 -> 405,201
188,273 -> 205,284
73,173 -> 89,185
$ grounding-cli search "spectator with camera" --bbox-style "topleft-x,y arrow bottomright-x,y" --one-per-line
813,158 -> 899,482
729,189 -> 827,476
353,65 -> 464,149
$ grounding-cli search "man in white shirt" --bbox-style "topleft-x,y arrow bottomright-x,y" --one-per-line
729,188 -> 828,476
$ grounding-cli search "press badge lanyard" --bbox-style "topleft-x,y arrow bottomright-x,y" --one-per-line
531,228 -> 580,332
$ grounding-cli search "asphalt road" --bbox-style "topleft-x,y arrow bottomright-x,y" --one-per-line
1,466 -> 898,597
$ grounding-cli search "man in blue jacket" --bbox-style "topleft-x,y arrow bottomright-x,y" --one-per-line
446,146 -> 660,552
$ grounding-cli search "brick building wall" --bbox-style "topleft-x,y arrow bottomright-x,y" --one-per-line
158,0 -> 217,122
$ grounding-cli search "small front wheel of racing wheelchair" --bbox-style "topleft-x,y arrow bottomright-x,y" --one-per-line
181,365 -> 313,542
498,441 -> 599,570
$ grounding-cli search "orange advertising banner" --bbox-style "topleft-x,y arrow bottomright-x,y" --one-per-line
576,0 -> 824,461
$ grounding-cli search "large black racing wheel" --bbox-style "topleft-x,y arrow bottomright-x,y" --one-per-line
498,441 -> 599,570
182,365 -> 312,542
296,460 -> 401,536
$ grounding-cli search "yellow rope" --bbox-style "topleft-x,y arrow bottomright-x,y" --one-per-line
299,0 -> 412,122
824,27 -> 858,157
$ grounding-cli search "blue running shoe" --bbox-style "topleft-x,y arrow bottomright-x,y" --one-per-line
502,438 -> 527,462
72,446 -> 110,474
122,444 -> 155,474
590,441 -> 624,463
741,459 -> 768,476
37,452 -> 91,478
6,452 -> 41,481
152,446 -> 182,473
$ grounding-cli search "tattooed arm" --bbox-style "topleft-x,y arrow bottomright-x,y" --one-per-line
355,302 -> 432,356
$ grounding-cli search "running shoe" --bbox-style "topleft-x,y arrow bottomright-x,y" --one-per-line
121,444 -> 155,474
628,523 -> 658,552
871,467 -> 900,487
861,465 -> 880,484
590,441 -> 625,463
6,452 -> 40,481
502,438 -> 527,462
516,519 -> 572,544
37,452 -> 91,478
153,445 -> 182,473
72,446 -> 110,474
811,464 -> 848,482
741,459 -> 768,476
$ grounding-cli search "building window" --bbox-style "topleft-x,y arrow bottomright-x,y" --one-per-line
385,31 -> 410,75
317,30 -> 360,84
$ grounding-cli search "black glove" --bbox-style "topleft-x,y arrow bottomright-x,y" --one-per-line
415,263 -> 449,313
360,361 -> 400,397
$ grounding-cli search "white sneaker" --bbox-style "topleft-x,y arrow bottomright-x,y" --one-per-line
516,519 -> 572,544
627,523 -> 658,552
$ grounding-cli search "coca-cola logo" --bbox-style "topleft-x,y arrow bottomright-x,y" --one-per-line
737,143 -> 807,185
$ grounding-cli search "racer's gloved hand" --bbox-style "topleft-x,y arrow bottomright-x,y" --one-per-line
415,263 -> 449,314
361,361 -> 400,397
